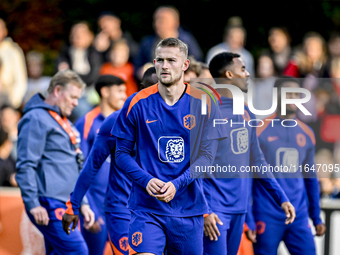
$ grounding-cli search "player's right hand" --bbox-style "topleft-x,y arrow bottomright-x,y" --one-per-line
245,229 -> 257,243
315,223 -> 326,236
146,178 -> 165,197
62,213 -> 79,235
281,201 -> 296,225
88,217 -> 105,234
203,213 -> 223,241
29,206 -> 49,226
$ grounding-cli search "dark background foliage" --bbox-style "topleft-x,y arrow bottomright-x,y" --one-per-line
1,0 -> 340,75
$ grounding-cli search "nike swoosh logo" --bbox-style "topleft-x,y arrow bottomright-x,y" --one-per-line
267,136 -> 279,142
146,119 -> 158,124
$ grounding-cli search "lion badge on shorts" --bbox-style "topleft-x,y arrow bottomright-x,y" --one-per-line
132,232 -> 142,246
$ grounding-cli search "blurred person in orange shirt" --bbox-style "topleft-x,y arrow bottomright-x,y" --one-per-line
100,39 -> 139,97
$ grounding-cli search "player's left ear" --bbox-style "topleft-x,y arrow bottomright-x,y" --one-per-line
183,58 -> 190,72
100,86 -> 110,99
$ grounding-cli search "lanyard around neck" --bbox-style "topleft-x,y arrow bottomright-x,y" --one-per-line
48,110 -> 81,153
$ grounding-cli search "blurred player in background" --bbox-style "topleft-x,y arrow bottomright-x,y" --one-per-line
74,75 -> 126,254
246,76 -> 326,255
203,52 -> 295,255
140,66 -> 158,89
62,68 -> 158,255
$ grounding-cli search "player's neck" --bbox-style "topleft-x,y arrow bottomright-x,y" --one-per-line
100,102 -> 115,118
218,88 -> 233,98
158,81 -> 186,106
216,78 -> 236,98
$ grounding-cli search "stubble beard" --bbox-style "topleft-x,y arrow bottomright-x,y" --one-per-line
159,72 -> 183,87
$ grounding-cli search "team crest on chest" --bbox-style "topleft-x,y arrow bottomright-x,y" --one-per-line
296,133 -> 306,147
276,148 -> 299,172
183,114 -> 196,130
230,128 -> 249,154
158,136 -> 185,163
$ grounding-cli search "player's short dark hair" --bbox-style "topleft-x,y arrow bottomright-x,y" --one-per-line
274,76 -> 301,90
141,67 -> 158,89
209,52 -> 241,78
95,75 -> 125,98
155,38 -> 188,58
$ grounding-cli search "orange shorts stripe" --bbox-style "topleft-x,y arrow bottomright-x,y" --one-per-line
108,234 -> 125,255
129,248 -> 137,255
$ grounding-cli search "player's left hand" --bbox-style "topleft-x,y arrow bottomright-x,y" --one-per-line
155,181 -> 177,203
245,229 -> 257,243
62,213 -> 79,235
204,213 -> 223,241
146,178 -> 165,197
315,223 -> 326,236
281,201 -> 296,225
80,204 -> 95,230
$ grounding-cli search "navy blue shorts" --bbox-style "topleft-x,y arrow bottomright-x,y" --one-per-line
129,210 -> 204,255
27,197 -> 88,255
253,216 -> 316,255
105,211 -> 131,255
203,212 -> 245,255
80,213 -> 108,255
